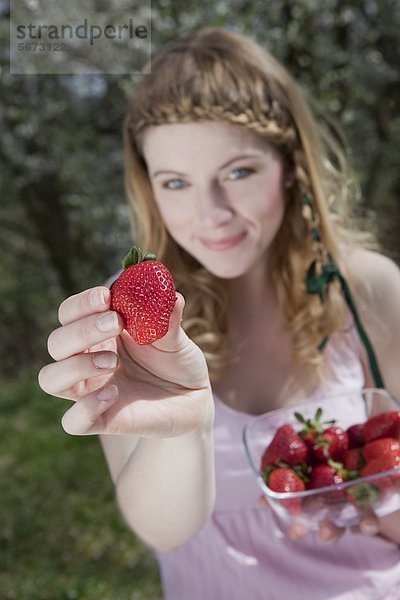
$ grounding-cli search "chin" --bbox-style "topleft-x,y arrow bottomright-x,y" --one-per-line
201,261 -> 249,280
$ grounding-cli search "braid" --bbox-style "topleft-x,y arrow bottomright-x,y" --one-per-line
129,102 -> 298,151
293,148 -> 312,192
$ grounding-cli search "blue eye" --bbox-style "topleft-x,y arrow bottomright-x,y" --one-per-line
229,167 -> 255,180
163,178 -> 186,190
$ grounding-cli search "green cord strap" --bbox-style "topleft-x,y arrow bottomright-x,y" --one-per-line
306,257 -> 385,389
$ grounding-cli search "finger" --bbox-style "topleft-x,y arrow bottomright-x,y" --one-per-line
61,384 -> 119,435
358,510 -> 380,536
58,286 -> 111,326
38,351 -> 118,396
350,506 -> 380,537
287,522 -> 309,540
318,519 -> 345,544
375,510 -> 400,543
151,292 -> 189,352
48,310 -> 123,361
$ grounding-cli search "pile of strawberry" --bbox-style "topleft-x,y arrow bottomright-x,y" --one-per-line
260,408 -> 400,515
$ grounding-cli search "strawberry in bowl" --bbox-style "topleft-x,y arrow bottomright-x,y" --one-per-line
243,389 -> 400,529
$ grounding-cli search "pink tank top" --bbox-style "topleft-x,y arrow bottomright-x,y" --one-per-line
154,320 -> 400,600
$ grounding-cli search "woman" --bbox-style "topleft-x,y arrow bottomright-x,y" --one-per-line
39,27 -> 400,599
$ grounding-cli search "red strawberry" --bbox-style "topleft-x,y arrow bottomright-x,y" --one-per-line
361,454 -> 400,489
309,458 -> 357,484
295,407 -> 335,452
307,459 -> 358,503
260,424 -> 309,470
313,426 -> 349,462
363,437 -> 400,462
110,246 -> 176,345
308,463 -> 346,489
362,411 -> 400,443
267,467 -> 305,515
346,423 -> 364,449
343,447 -> 365,471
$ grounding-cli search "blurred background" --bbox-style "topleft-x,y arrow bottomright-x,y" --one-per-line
0,0 -> 399,598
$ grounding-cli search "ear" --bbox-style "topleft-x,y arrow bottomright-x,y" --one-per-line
282,153 -> 295,188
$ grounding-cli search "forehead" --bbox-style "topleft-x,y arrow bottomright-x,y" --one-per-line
140,120 -> 274,162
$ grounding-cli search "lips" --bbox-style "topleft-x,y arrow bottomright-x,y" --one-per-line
199,231 -> 247,251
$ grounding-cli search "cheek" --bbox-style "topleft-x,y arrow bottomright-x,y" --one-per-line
153,196 -> 191,236
242,178 -> 285,224
235,161 -> 285,220
260,190 -> 284,220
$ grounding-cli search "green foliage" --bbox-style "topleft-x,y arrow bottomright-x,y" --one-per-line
0,375 -> 162,599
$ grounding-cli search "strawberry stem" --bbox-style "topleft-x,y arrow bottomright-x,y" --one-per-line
295,406 -> 336,435
327,458 -> 360,481
121,245 -> 157,269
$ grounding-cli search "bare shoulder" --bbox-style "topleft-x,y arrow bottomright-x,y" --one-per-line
342,244 -> 400,397
343,245 -> 400,309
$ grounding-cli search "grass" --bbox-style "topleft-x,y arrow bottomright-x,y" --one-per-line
0,374 -> 162,599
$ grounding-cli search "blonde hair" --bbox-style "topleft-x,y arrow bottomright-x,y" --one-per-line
122,26 -> 376,383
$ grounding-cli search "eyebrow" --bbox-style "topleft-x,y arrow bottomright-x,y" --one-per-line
151,152 -> 264,178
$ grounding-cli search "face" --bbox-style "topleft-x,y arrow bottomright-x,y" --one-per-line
141,120 -> 287,279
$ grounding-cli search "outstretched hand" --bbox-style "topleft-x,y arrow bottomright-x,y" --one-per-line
38,286 -> 213,438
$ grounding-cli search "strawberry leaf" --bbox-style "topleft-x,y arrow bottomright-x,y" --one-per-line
263,465 -> 276,484
347,483 -> 380,509
294,412 -> 306,424
121,245 -> 157,269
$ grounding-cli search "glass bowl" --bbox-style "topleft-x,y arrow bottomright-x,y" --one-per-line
243,388 -> 400,530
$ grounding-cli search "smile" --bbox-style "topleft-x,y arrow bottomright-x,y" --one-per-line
199,231 -> 247,251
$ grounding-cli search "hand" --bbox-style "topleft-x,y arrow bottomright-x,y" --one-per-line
38,286 -> 213,438
287,510 -> 380,544
294,508 -> 400,545
258,495 -> 387,543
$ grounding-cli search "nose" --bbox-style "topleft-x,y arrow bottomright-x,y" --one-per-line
196,183 -> 234,229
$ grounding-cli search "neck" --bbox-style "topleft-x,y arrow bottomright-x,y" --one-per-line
225,257 -> 281,331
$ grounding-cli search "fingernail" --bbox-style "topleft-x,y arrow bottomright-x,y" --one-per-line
361,521 -> 379,536
97,311 -> 118,332
319,530 -> 335,543
89,288 -> 107,308
93,353 -> 117,369
288,523 -> 308,540
97,385 -> 118,402
318,522 -> 338,543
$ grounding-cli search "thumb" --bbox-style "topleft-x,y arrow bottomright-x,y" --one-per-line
151,292 -> 189,352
